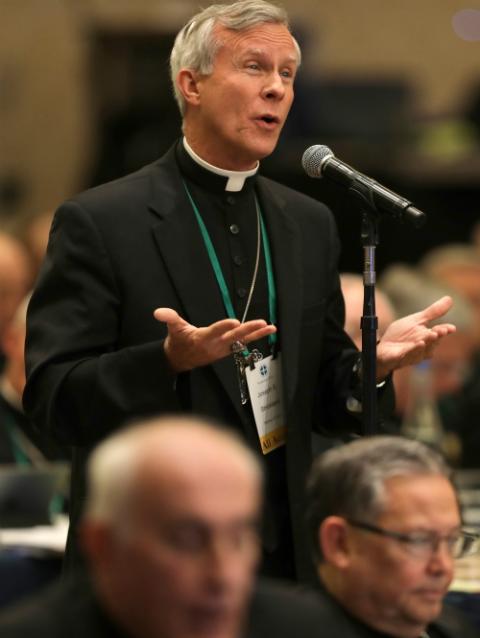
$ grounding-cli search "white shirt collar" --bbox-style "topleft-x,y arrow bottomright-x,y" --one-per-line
183,137 -> 259,192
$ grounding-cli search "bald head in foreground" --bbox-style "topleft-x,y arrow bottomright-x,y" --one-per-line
0,414 -> 328,638
81,416 -> 262,638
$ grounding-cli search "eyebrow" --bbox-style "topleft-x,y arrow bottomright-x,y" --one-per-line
241,48 -> 298,65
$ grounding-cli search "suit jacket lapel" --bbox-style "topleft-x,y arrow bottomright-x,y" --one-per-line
256,179 -> 303,412
147,155 -> 249,425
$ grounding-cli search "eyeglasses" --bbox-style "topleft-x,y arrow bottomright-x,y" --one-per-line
347,519 -> 480,559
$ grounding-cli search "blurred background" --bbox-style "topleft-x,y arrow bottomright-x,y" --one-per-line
2,0 -> 480,271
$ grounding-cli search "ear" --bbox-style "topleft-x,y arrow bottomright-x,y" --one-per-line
319,516 -> 351,569
176,69 -> 202,108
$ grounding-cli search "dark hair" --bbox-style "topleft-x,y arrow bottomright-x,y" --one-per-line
305,435 -> 454,563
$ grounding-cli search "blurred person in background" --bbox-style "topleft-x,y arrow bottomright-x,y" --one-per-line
421,244 -> 480,349
380,264 -> 476,465
19,210 -> 55,280
0,293 -> 68,464
420,246 -> 480,467
380,264 -> 475,407
0,415 -> 328,638
306,435 -> 479,638
0,230 -> 32,366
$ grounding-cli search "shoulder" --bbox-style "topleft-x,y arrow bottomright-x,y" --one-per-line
432,602 -> 479,638
0,575 -> 105,638
60,145 -> 179,221
245,578 -> 348,638
257,175 -> 332,219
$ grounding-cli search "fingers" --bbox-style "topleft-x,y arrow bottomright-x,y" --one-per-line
221,320 -> 277,348
431,323 -> 456,337
418,295 -> 453,323
153,309 -> 275,352
153,307 -> 181,324
410,324 -> 455,352
207,318 -> 243,338
242,324 -> 278,344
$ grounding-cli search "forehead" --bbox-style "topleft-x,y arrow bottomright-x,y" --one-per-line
214,22 -> 298,62
378,474 -> 460,527
134,449 -> 260,525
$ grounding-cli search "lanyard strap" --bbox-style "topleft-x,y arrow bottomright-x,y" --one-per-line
4,417 -> 30,466
183,181 -> 277,348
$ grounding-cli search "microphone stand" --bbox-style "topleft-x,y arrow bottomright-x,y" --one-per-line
360,211 -> 379,435
347,176 -> 426,435
348,182 -> 381,435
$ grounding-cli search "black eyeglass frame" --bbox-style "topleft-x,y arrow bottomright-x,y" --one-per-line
346,519 -> 480,559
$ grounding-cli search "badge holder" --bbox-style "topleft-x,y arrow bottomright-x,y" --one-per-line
245,349 -> 286,454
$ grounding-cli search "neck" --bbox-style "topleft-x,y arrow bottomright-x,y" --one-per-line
319,566 -> 428,638
183,120 -> 259,171
183,137 -> 258,192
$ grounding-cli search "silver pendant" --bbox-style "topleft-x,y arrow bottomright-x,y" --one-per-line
233,349 -> 263,404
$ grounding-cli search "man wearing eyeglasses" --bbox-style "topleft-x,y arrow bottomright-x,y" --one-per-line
306,436 -> 479,637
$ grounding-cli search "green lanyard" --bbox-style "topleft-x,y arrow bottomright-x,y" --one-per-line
4,417 -> 30,466
183,181 -> 277,351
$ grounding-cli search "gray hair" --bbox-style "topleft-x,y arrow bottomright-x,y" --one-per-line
420,243 -> 480,278
83,414 -> 262,527
306,435 -> 454,563
170,0 -> 301,115
379,264 -> 474,332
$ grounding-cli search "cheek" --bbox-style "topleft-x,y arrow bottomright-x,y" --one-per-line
385,560 -> 444,612
284,88 -> 295,111
361,552 -> 417,595
393,563 -> 425,591
140,560 -> 201,616
205,88 -> 245,128
127,543 -> 192,591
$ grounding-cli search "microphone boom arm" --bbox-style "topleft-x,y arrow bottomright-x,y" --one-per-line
321,157 -> 425,227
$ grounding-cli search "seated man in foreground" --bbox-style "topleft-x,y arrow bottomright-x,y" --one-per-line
306,435 -> 479,638
0,414 -> 326,638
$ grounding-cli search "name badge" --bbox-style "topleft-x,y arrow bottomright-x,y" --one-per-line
245,353 -> 287,454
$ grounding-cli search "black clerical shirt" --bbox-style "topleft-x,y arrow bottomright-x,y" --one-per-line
175,141 -> 294,578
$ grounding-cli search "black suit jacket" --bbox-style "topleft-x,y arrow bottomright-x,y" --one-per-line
312,585 -> 479,638
0,574 -> 345,638
24,144 -> 390,582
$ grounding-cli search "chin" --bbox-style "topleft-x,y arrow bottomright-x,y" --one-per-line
239,135 -> 281,162
410,601 -> 444,626
250,143 -> 278,162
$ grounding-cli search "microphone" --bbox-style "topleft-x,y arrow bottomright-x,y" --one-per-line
302,145 -> 426,227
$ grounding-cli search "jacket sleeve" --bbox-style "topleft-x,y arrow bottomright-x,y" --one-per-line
23,200 -> 181,446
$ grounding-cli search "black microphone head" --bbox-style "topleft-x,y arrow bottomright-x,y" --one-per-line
301,145 -> 334,178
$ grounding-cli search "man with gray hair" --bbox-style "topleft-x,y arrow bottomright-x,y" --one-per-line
306,436 -> 479,637
25,0 -> 455,583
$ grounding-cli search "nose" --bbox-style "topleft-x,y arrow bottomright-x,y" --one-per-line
203,540 -> 244,594
426,539 -> 455,577
261,71 -> 286,101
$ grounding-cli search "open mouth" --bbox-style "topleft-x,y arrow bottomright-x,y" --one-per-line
255,115 -> 280,129
259,115 -> 279,124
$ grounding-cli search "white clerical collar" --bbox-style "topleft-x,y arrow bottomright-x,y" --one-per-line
183,137 -> 259,192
